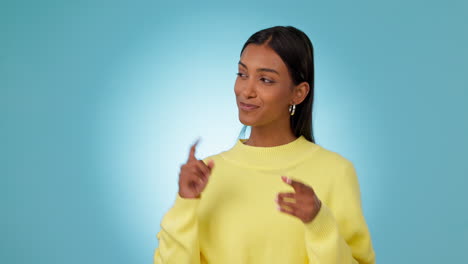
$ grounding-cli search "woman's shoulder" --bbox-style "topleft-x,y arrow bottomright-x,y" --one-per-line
309,142 -> 354,169
200,150 -> 229,165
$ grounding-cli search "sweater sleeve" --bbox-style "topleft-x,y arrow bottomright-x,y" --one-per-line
153,193 -> 201,264
303,162 -> 376,264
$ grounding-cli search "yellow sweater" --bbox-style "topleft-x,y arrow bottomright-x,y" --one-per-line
153,135 -> 376,263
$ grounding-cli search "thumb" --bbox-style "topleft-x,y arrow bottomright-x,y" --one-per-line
207,159 -> 215,170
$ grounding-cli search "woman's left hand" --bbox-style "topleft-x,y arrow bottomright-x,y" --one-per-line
275,176 -> 322,223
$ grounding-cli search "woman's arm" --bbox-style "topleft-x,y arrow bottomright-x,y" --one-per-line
154,142 -> 214,263
153,193 -> 201,264
303,162 -> 376,264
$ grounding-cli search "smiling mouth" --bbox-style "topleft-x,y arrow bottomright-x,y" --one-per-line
239,102 -> 260,111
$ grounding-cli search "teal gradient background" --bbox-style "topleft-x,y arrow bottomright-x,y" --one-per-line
2,0 -> 467,263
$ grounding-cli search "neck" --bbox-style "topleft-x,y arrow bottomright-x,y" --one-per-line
244,120 -> 296,147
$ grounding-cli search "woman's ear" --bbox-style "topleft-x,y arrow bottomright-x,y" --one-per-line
293,81 -> 310,105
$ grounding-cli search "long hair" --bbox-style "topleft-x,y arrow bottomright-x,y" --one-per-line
237,26 -> 316,143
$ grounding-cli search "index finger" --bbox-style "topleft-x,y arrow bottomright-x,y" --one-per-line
187,138 -> 200,162
281,176 -> 306,193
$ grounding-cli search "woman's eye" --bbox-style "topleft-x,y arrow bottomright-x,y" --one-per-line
260,77 -> 274,84
236,72 -> 247,78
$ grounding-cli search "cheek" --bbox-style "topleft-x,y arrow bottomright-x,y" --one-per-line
261,87 -> 289,110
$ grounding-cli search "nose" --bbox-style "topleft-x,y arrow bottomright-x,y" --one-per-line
241,79 -> 256,99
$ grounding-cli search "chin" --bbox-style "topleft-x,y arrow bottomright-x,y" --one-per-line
238,115 -> 253,126
239,118 -> 254,126
238,113 -> 261,127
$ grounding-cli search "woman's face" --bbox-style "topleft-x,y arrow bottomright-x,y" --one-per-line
234,43 -> 296,127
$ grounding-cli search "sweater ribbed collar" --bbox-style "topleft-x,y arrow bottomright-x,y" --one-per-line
220,135 -> 320,170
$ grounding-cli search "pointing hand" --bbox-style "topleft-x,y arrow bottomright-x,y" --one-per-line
178,139 -> 215,199
275,176 -> 322,223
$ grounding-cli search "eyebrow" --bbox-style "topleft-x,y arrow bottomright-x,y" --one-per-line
238,61 -> 280,76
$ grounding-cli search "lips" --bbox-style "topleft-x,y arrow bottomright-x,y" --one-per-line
239,102 -> 260,111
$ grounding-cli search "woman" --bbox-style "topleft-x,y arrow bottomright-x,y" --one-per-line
153,26 -> 376,264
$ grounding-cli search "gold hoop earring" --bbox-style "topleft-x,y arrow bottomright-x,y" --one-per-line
289,104 -> 296,116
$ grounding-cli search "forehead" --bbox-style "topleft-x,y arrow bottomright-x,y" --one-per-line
239,44 -> 287,72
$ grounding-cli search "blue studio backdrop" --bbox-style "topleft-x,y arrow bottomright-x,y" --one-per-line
2,0 -> 467,263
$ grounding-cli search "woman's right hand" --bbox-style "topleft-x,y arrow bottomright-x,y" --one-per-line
178,139 -> 215,199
